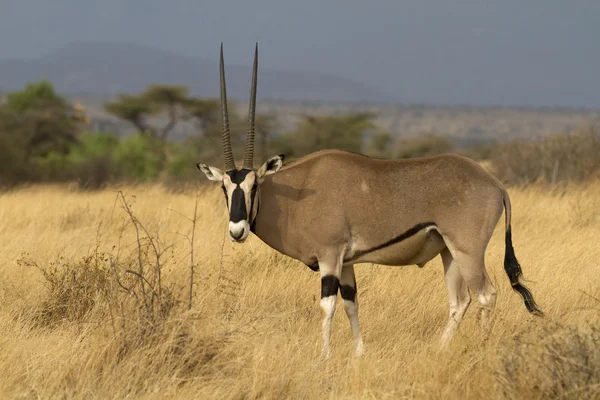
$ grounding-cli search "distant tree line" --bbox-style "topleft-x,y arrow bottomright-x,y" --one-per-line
2,80 -> 597,189
0,80 -> 446,188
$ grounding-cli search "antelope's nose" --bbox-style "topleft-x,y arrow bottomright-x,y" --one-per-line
228,220 -> 250,242
230,229 -> 245,240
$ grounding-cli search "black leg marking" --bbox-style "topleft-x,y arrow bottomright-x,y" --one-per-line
306,262 -> 320,272
340,285 -> 356,302
321,276 -> 340,298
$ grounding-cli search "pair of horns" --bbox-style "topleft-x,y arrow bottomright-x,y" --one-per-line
220,43 -> 258,171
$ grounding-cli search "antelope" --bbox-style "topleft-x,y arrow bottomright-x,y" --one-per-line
197,43 -> 542,358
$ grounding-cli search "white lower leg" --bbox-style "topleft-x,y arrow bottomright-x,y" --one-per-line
441,308 -> 459,345
478,290 -> 497,330
320,295 -> 337,358
440,299 -> 469,346
343,299 -> 364,356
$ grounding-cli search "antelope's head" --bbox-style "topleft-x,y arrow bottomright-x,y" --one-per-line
197,43 -> 284,242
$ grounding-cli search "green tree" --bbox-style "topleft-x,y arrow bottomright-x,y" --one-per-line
143,85 -> 189,141
114,135 -> 163,180
272,113 -> 377,159
186,104 -> 277,168
105,85 -> 191,171
368,131 -> 394,158
183,97 -> 220,132
105,85 -> 189,142
0,120 -> 31,184
104,94 -> 157,136
4,80 -> 63,113
0,80 -> 80,162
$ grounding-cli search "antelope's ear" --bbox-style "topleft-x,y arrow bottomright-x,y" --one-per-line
257,154 -> 285,182
196,164 -> 224,181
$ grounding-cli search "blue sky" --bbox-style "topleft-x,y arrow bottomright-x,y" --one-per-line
1,0 -> 599,107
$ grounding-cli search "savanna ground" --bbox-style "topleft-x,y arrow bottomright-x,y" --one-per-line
0,181 -> 599,399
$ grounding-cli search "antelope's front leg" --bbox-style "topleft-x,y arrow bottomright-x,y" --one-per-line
320,275 -> 339,359
320,267 -> 340,359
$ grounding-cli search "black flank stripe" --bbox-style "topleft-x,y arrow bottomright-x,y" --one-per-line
347,222 -> 436,262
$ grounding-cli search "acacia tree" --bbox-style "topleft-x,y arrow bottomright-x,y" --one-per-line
143,85 -> 189,142
184,98 -> 220,132
104,94 -> 157,136
104,84 -> 188,142
105,85 -> 191,171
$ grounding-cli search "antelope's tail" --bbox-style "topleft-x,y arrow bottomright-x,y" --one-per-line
502,190 -> 544,316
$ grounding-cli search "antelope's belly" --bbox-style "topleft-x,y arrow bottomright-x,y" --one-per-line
347,229 -> 446,267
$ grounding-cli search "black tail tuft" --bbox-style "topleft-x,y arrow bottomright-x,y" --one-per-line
504,228 -> 544,316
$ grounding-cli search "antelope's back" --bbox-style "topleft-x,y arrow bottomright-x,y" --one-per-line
256,150 -> 504,259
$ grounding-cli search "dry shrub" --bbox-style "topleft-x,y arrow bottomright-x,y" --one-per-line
490,126 -> 600,185
497,322 -> 600,399
8,188 -> 250,394
11,187 -> 261,392
18,250 -> 112,326
19,192 -> 181,338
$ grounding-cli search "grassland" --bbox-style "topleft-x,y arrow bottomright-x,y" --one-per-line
0,182 -> 598,399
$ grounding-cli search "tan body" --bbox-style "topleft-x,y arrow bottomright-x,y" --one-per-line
248,149 -> 541,357
254,149 -> 503,269
198,44 -> 541,358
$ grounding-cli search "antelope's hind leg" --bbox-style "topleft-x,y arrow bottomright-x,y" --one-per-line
452,249 -> 497,335
440,248 -> 471,346
340,264 -> 364,357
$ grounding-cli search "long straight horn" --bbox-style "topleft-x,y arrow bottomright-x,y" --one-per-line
243,42 -> 258,169
220,43 -> 236,171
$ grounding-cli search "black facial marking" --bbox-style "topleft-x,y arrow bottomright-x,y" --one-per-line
225,169 -> 254,223
229,187 -> 247,222
226,168 -> 253,184
321,276 -> 339,298
346,222 -> 437,262
221,184 -> 228,205
340,285 -> 356,302
249,182 -> 258,221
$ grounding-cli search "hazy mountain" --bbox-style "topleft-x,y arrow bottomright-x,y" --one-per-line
1,2 -> 599,108
0,42 -> 393,103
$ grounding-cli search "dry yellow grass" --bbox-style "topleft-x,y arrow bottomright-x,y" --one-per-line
0,182 -> 599,399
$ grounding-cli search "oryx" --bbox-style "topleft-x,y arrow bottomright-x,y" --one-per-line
197,43 -> 542,358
